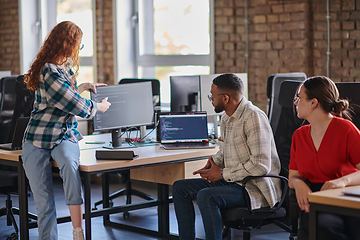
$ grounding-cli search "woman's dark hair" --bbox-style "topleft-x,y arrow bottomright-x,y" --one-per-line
302,76 -> 352,119
212,73 -> 244,94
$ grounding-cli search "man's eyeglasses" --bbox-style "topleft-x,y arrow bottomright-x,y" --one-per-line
207,93 -> 228,102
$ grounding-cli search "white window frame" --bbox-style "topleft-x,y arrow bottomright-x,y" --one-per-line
114,0 -> 214,80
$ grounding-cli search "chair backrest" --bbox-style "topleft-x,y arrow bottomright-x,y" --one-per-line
7,75 -> 34,143
267,73 -> 306,134
271,80 -> 305,227
119,78 -> 161,107
0,76 -> 18,143
274,80 -> 305,178
335,82 -> 360,130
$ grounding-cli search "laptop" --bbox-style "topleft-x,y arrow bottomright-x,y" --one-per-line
342,187 -> 360,197
0,117 -> 29,151
158,112 -> 215,150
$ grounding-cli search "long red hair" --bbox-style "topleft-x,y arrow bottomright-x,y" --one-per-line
25,21 -> 83,91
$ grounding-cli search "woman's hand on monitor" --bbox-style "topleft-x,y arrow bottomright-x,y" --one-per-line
79,82 -> 107,94
97,97 -> 111,113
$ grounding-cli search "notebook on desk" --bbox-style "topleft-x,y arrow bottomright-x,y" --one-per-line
158,112 -> 215,150
0,117 -> 29,151
342,187 -> 360,197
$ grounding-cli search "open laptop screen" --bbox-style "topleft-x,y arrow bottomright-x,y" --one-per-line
159,112 -> 209,143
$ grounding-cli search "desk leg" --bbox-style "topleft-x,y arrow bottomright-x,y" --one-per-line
83,173 -> 92,240
158,183 -> 169,237
102,173 -> 110,223
18,159 -> 29,240
309,204 -> 317,240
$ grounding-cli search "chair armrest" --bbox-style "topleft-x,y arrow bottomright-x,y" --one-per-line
241,174 -> 289,214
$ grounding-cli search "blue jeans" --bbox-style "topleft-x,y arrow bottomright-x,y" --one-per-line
22,140 -> 83,240
172,178 -> 249,240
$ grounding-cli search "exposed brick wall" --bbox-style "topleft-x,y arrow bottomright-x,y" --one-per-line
95,0 -> 114,85
1,1 -> 359,111
312,0 -> 360,82
0,0 -> 20,75
215,0 -> 313,111
214,0 -> 360,111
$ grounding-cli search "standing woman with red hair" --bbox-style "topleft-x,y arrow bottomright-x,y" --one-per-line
22,21 -> 111,240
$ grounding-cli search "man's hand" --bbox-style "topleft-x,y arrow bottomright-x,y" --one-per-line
193,156 -> 223,183
193,156 -> 212,175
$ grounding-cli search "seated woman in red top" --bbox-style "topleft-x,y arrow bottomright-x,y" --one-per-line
289,76 -> 360,240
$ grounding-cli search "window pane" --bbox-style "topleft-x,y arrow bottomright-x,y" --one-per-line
57,0 -> 93,57
138,0 -> 210,56
138,66 -> 210,108
77,66 -> 94,99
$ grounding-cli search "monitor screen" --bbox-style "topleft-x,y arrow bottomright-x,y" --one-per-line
91,82 -> 154,132
158,112 -> 209,143
170,75 -> 200,112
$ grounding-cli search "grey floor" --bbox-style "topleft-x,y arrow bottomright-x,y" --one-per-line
0,175 -> 290,240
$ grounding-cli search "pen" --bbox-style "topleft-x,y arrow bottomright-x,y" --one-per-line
85,141 -> 105,144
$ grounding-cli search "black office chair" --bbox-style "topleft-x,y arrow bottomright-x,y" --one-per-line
0,75 -> 36,240
336,82 -> 360,129
0,76 -> 18,144
285,81 -> 360,239
7,75 -> 34,143
92,78 -> 160,218
275,80 -> 305,240
266,72 -> 306,134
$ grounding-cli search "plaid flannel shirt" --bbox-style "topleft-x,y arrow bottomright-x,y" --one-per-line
213,97 -> 281,210
23,63 -> 97,149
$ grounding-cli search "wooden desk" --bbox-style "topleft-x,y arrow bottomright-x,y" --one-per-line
308,186 -> 360,240
0,134 -> 218,240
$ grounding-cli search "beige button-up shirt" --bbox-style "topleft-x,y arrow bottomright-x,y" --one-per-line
212,97 -> 281,210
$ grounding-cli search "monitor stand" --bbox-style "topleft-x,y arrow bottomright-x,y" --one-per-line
139,125 -> 146,142
111,129 -> 123,148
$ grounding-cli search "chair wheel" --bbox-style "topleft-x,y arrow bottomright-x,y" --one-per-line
109,200 -> 114,207
123,211 -> 130,219
7,233 -> 18,240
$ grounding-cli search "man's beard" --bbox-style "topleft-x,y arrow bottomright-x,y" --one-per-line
214,102 -> 225,113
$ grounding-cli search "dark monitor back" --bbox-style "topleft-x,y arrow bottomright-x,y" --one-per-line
119,78 -> 160,107
170,75 -> 200,112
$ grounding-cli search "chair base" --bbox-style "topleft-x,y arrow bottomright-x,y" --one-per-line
0,194 -> 19,239
222,226 -> 252,240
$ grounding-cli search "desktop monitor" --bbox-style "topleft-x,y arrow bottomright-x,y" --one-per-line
119,78 -> 160,108
119,78 -> 160,129
170,75 -> 200,112
91,82 -> 154,148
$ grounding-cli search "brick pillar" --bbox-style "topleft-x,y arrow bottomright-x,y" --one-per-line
0,0 -> 20,74
95,0 -> 114,85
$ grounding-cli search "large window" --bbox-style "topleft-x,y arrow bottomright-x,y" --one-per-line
55,0 -> 95,98
116,0 -> 214,107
